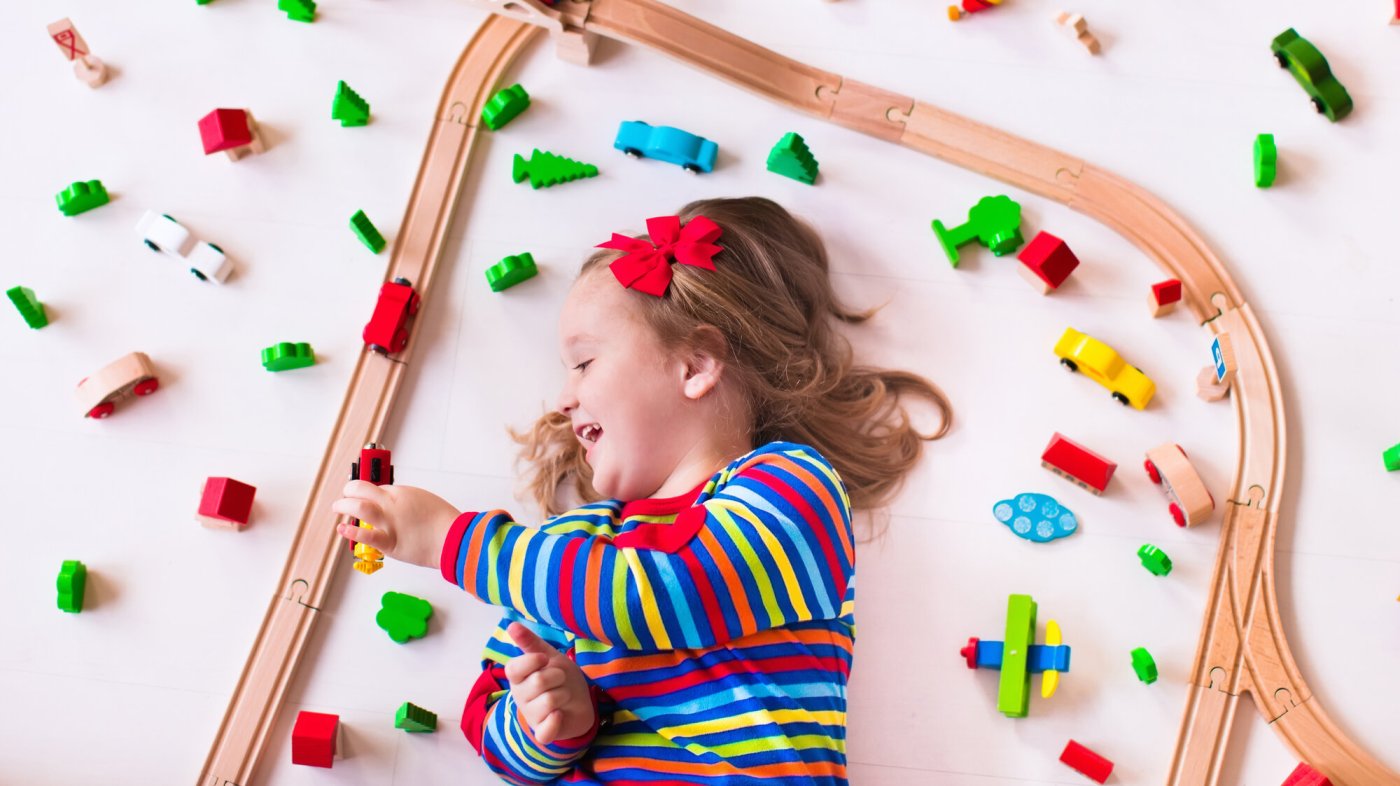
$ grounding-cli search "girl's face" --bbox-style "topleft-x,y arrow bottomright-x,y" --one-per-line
556,270 -> 709,501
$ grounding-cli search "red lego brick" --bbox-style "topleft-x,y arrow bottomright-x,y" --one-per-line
198,108 -> 254,154
1016,231 -> 1080,293
197,477 -> 256,529
1281,763 -> 1332,786
1041,433 -> 1116,495
1151,278 -> 1182,306
1060,739 -> 1113,784
291,710 -> 338,768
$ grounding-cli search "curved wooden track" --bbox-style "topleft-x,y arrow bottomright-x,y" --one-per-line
202,2 -> 1396,783
197,16 -> 539,786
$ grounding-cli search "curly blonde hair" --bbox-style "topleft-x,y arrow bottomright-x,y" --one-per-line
511,196 -> 952,517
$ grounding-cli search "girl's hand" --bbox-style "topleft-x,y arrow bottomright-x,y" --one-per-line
330,481 -> 460,569
504,622 -> 596,745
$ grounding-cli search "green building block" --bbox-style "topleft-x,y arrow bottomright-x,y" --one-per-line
1254,134 -> 1277,188
931,195 -> 1023,268
395,701 -> 438,732
376,591 -> 432,644
485,252 -> 538,292
1383,443 -> 1400,472
7,286 -> 48,329
481,84 -> 530,131
278,0 -> 315,22
57,560 -> 86,613
1130,646 -> 1158,684
261,341 -> 316,371
56,180 -> 109,217
1138,543 -> 1173,577
766,132 -> 819,185
332,80 -> 370,127
996,594 -> 1036,718
512,149 -> 598,190
350,210 -> 386,254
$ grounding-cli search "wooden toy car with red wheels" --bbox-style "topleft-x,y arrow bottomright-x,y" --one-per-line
1144,442 -> 1214,527
75,351 -> 159,418
362,277 -> 420,355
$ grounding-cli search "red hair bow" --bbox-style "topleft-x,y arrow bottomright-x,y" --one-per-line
596,215 -> 723,297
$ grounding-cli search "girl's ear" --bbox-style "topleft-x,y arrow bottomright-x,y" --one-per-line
680,325 -> 728,400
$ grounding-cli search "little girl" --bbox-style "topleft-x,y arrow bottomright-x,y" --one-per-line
332,196 -> 951,785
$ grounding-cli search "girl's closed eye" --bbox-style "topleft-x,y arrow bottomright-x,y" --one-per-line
573,359 -> 592,372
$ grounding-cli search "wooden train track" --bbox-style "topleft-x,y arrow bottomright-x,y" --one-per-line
201,2 -> 1396,783
197,16 -> 540,786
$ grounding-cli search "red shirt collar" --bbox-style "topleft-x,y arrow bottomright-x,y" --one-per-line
619,478 -> 709,520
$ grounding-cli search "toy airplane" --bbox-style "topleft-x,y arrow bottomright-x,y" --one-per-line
958,593 -> 1072,717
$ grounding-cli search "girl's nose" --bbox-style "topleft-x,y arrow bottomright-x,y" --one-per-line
556,387 -> 578,415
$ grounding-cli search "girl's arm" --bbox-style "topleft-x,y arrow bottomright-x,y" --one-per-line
441,444 -> 854,652
463,618 -> 600,785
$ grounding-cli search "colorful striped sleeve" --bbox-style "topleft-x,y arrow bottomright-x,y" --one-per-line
462,617 -> 597,784
440,443 -> 854,652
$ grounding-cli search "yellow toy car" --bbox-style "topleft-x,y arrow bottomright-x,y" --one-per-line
1053,327 -> 1155,409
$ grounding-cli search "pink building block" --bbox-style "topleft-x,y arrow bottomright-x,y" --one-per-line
291,711 -> 339,768
1149,278 -> 1182,317
1016,231 -> 1079,294
198,108 -> 266,161
197,477 -> 256,529
1281,763 -> 1332,786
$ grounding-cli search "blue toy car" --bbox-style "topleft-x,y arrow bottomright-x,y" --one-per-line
613,121 -> 717,174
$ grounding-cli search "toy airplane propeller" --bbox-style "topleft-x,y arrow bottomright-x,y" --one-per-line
958,594 -> 1072,717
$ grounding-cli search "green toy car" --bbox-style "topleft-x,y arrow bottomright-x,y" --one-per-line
1270,28 -> 1352,122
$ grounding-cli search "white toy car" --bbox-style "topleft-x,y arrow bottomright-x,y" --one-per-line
135,210 -> 232,283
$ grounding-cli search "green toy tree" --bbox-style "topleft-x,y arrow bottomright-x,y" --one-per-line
512,149 -> 599,189
766,132 -> 819,185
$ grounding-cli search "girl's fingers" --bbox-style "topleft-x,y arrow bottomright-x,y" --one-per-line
514,665 -> 566,704
336,521 -> 391,551
505,652 -> 550,686
341,478 -> 390,501
330,496 -> 380,522
532,709 -> 561,745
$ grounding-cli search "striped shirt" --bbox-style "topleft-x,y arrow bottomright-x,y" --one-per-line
440,441 -> 856,785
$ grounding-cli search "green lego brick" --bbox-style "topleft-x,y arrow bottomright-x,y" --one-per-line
1130,646 -> 1158,684
481,83 -> 530,131
996,594 -> 1036,718
766,132 -> 819,185
485,252 -> 538,293
7,286 -> 48,329
512,150 -> 598,190
278,0 -> 315,22
1254,134 -> 1277,188
56,180 -> 109,217
376,591 -> 432,644
395,701 -> 438,732
350,210 -> 386,254
332,80 -> 370,127
1384,443 -> 1400,472
57,560 -> 86,613
1137,543 -> 1173,576
261,341 -> 316,372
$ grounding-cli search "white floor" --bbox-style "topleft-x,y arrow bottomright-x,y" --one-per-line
4,1 -> 1398,784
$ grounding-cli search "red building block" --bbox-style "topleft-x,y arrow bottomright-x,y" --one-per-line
1016,231 -> 1080,294
291,710 -> 339,768
1281,763 -> 1332,786
1041,433 -> 1116,495
198,108 -> 266,160
1060,740 -> 1113,784
1149,278 -> 1182,317
197,477 -> 256,530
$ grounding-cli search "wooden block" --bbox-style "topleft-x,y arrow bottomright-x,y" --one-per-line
1195,365 -> 1230,402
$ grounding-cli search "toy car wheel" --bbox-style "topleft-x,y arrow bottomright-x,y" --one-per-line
1144,459 -> 1162,484
1112,392 -> 1130,406
208,243 -> 224,253
683,164 -> 702,175
134,378 -> 159,396
959,637 -> 980,669
144,240 -> 162,253
367,343 -> 389,356
622,147 -> 643,159
393,277 -> 411,287
1059,358 -> 1078,373
87,401 -> 116,419
1311,97 -> 1325,115
1274,53 -> 1289,69
407,294 -> 421,316
190,268 -> 208,281
392,329 -> 409,353
1169,503 -> 1186,527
